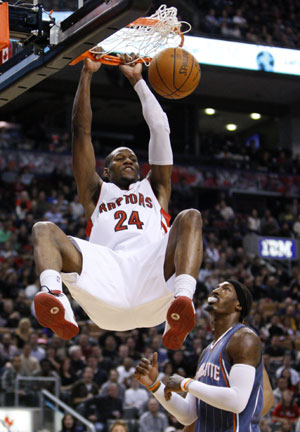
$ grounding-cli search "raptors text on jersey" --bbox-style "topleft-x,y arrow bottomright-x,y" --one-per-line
86,179 -> 171,251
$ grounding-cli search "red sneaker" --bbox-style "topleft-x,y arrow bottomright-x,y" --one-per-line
162,296 -> 196,350
34,288 -> 79,340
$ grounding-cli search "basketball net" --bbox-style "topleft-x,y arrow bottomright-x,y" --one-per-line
69,4 -> 191,66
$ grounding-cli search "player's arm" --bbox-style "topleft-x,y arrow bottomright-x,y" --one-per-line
262,364 -> 274,416
135,352 -> 197,426
72,56 -> 103,220
163,328 -> 262,415
119,56 -> 172,212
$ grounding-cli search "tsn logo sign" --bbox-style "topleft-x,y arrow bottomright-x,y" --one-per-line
259,238 -> 297,260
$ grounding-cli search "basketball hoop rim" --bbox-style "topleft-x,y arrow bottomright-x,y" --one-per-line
69,11 -> 190,66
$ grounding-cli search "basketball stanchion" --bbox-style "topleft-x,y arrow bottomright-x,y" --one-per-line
0,2 -> 9,50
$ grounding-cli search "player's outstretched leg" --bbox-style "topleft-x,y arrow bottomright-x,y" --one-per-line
32,221 -> 81,339
163,209 -> 203,350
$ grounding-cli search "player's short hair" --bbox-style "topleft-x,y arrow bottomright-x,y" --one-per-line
105,152 -> 114,168
104,147 -> 137,168
227,279 -> 253,322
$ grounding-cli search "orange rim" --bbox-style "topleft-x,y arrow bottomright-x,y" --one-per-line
69,51 -> 152,66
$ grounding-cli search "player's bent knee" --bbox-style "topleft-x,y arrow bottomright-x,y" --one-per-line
178,208 -> 202,229
32,221 -> 59,241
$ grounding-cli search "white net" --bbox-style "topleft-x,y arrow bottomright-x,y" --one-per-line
90,4 -> 191,65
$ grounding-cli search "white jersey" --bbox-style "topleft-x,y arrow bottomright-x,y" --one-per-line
62,178 -> 175,331
86,178 -> 170,251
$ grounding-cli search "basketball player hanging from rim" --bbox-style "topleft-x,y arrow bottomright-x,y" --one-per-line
32,49 -> 203,350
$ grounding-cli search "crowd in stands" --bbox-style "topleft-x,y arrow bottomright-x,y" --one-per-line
1,129 -> 300,430
197,0 -> 300,49
146,0 -> 300,49
2,124 -> 300,176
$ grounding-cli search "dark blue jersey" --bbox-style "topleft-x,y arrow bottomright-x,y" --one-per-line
194,324 -> 263,432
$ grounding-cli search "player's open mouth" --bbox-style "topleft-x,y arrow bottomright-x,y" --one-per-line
207,294 -> 219,304
123,167 -> 135,173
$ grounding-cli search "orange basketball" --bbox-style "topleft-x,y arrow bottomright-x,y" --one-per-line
148,47 -> 201,99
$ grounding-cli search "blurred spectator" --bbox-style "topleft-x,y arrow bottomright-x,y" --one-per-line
248,209 -> 261,233
124,377 -> 149,412
263,315 -> 284,339
68,345 -> 86,377
86,355 -> 108,388
29,332 -> 46,362
276,355 -> 300,387
151,335 -> 169,365
139,398 -> 169,432
204,8 -> 219,33
77,334 -> 93,359
13,317 -> 33,349
100,369 -> 125,400
293,214 -> 300,238
45,345 -> 61,372
274,377 -> 289,406
70,195 -> 84,219
90,346 -> 111,373
34,191 -> 50,218
60,356 -> 77,390
100,333 -> 120,364
59,413 -> 81,432
116,357 -> 135,388
44,203 -> 65,227
0,333 -> 19,363
71,366 -> 99,408
205,240 -> 220,263
0,221 -> 12,243
15,191 -> 31,220
33,357 -> 59,393
219,200 -> 235,221
264,335 -> 285,364
232,8 -> 247,28
0,298 -> 20,328
84,383 -> 123,432
1,355 -> 35,406
20,343 -> 41,375
272,389 -> 300,426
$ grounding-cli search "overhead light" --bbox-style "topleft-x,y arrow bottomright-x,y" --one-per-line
204,108 -> 216,115
226,123 -> 237,131
250,112 -> 261,120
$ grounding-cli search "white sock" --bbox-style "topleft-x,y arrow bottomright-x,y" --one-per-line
40,269 -> 62,292
174,274 -> 196,299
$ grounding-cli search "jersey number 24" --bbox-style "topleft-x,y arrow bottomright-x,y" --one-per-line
114,210 -> 144,231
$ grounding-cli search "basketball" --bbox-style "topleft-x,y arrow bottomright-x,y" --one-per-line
148,47 -> 201,99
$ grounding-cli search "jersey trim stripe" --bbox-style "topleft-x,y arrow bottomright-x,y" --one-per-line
85,219 -> 93,237
161,208 -> 171,226
160,208 -> 171,233
219,354 -> 229,387
85,182 -> 103,237
219,354 -> 238,432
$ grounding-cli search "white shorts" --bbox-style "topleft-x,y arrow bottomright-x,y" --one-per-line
61,235 -> 175,331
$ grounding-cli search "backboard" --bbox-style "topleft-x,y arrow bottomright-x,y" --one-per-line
0,0 -> 151,106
